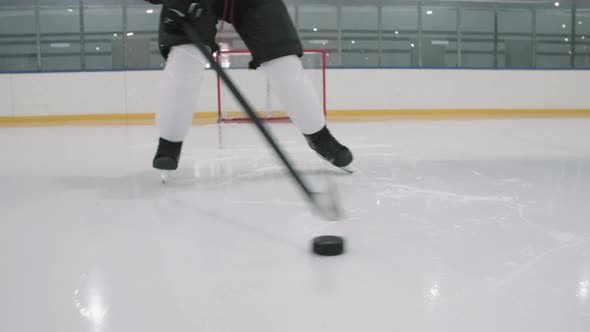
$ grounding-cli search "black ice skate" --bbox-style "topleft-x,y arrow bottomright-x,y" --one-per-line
153,137 -> 183,183
304,126 -> 353,173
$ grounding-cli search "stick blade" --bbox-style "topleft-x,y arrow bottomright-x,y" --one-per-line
310,187 -> 343,221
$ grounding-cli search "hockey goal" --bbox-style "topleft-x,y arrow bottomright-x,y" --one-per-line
216,49 -> 327,123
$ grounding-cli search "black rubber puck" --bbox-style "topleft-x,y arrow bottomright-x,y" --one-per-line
312,235 -> 345,256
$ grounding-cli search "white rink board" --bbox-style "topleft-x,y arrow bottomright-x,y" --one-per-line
0,75 -> 12,117
1,69 -> 589,117
326,69 -> 590,110
10,72 -> 126,116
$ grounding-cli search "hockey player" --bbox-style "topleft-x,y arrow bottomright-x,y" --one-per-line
146,0 -> 353,176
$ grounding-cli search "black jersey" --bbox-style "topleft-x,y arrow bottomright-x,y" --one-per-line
158,0 -> 302,69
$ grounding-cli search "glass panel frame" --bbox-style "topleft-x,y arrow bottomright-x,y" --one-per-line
127,3 -> 163,69
459,4 -> 495,68
381,5 -> 419,68
84,3 -> 124,70
421,4 -> 459,68
0,2 -> 37,72
497,6 -> 534,69
341,5 -> 379,67
298,5 -> 340,66
575,7 -> 590,68
536,3 -> 574,69
1,1 -> 589,71
38,4 -> 82,71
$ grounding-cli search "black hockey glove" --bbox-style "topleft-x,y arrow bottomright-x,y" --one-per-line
162,0 -> 211,26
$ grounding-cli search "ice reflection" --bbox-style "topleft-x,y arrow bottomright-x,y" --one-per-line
73,274 -> 109,329
424,281 -> 440,303
577,280 -> 589,301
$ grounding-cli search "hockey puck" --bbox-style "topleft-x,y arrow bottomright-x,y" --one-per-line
312,235 -> 345,256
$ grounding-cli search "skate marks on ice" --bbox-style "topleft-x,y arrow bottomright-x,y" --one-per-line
55,150 -> 348,211
352,156 -> 590,300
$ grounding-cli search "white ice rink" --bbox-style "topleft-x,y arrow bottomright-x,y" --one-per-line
1,119 -> 590,332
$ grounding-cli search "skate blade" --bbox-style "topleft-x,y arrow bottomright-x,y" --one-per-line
316,154 -> 354,174
311,191 -> 341,221
339,165 -> 354,174
160,171 -> 170,184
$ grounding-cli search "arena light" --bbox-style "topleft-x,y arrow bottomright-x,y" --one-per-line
426,10 -> 433,15
146,9 -> 154,14
562,24 -> 567,28
313,27 -> 318,32
50,43 -> 70,48
554,2 -> 560,7
395,31 -> 399,35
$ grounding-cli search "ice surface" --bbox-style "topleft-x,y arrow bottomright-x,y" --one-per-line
1,119 -> 590,332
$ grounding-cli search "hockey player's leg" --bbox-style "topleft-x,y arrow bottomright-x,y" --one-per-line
234,0 -> 353,171
153,44 -> 207,180
260,55 -> 324,135
260,56 -> 353,171
154,4 -> 218,181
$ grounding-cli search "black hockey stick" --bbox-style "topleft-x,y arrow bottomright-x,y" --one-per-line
182,22 -> 341,220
